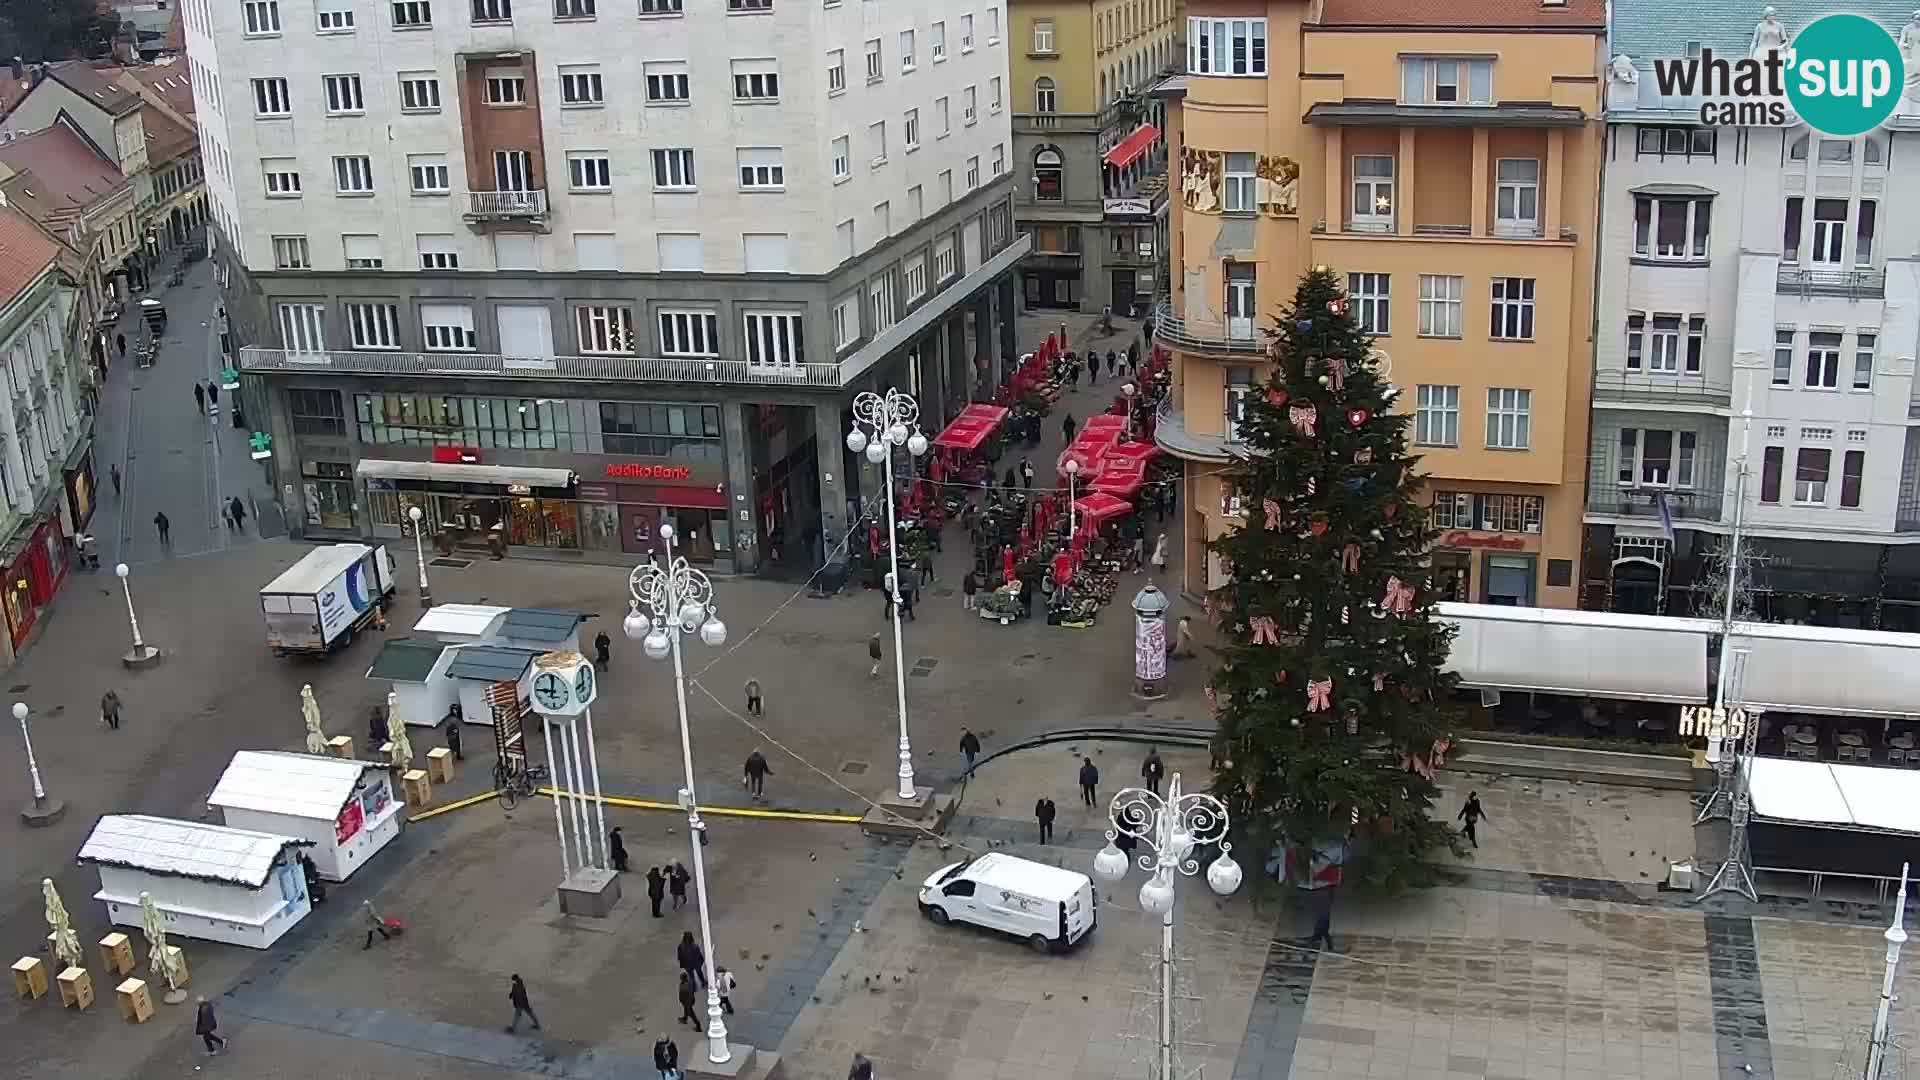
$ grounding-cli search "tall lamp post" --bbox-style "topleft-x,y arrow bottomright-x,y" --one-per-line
407,505 -> 432,606
14,702 -> 64,826
625,524 -> 733,1065
114,563 -> 161,669
1092,772 -> 1241,1080
1865,862 -> 1911,1080
1065,457 -> 1081,535
845,388 -> 929,802
1121,382 -> 1138,438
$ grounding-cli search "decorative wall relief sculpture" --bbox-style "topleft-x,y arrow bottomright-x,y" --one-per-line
1183,148 -> 1300,217
1182,148 -> 1222,213
1255,155 -> 1299,217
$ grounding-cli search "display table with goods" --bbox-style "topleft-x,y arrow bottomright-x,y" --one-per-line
978,583 -> 1027,624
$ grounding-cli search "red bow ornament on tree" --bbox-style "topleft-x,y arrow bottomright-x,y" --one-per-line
1372,672 -> 1387,692
1267,388 -> 1288,407
1327,357 -> 1348,392
1288,404 -> 1318,438
1306,678 -> 1333,713
1382,576 -> 1415,615
1204,686 -> 1218,713
1261,498 -> 1284,530
1249,616 -> 1280,645
1341,543 -> 1361,573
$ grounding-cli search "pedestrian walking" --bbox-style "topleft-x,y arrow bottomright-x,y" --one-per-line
959,727 -> 980,774
1128,340 -> 1140,371
1068,359 -> 1081,388
1062,413 -> 1077,443
506,974 -> 541,1032
1130,532 -> 1146,573
647,866 -> 667,917
1020,458 -> 1035,488
744,679 -> 763,717
676,930 -> 706,988
608,825 -> 629,872
594,630 -> 611,671
917,549 -> 935,586
195,996 -> 228,1055
367,704 -> 386,751
300,850 -> 327,904
115,332 -> 126,359
850,1053 -> 875,1080
207,381 -> 219,407
1458,791 -> 1485,848
677,969 -> 700,1027
229,496 -> 247,532
898,580 -> 917,622
1174,615 -> 1195,659
881,569 -> 897,621
1140,747 -> 1164,796
1306,891 -> 1336,951
1151,533 -> 1169,576
361,900 -> 393,949
669,860 -> 690,909
743,749 -> 771,798
1078,756 -> 1100,807
961,568 -> 978,610
1087,354 -> 1100,386
444,715 -> 463,760
101,690 -> 122,730
109,464 -> 121,496
654,1035 -> 681,1080
193,382 -> 206,414
868,632 -> 884,677
1035,796 -> 1056,844
715,965 -> 737,1014
153,511 -> 170,546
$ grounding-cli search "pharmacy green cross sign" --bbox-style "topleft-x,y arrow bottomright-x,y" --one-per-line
219,366 -> 240,390
248,431 -> 272,461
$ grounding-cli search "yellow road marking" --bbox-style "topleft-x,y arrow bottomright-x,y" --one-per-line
409,787 -> 864,824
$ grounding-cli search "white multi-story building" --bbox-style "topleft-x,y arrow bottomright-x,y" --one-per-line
1588,1 -> 1920,630
183,0 -> 1025,572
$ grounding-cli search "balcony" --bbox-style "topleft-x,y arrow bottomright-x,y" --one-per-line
1586,485 -> 1725,524
1153,396 -> 1238,462
1777,265 -> 1886,299
465,189 -> 549,228
237,347 -> 843,388
1151,297 -> 1268,357
1591,370 -> 1733,409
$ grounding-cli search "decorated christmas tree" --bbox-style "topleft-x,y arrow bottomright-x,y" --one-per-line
1206,266 -> 1462,893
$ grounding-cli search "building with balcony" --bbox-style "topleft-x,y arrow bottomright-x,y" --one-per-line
185,0 -> 1022,572
1155,0 -> 1603,607
1587,1 -> 1920,629
1009,0 -> 1178,314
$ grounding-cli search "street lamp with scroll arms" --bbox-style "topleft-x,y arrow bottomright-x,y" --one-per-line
115,562 -> 161,668
624,523 -> 733,1065
1092,772 -> 1241,1080
407,505 -> 432,606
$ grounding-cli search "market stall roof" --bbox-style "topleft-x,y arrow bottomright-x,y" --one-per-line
445,644 -> 540,683
1105,441 -> 1161,465
932,403 -> 1010,451
1435,602 -> 1713,703
1732,621 -> 1920,719
412,603 -> 509,639
1082,415 -> 1126,434
365,638 -> 449,684
1075,493 -> 1135,525
1091,460 -> 1146,497
79,814 -> 312,888
208,751 -> 387,822
499,607 -> 587,644
1747,757 -> 1920,834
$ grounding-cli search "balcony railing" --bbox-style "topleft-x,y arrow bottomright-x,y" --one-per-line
1591,370 -> 1733,408
466,189 -> 548,219
1151,298 -> 1268,356
238,346 -> 844,388
1777,265 -> 1886,298
1586,485 -> 1725,523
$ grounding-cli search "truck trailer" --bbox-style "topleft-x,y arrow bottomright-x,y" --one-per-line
261,544 -> 397,656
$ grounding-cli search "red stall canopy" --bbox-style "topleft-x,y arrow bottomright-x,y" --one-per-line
932,403 -> 1010,451
1082,414 -> 1126,435
1060,425 -> 1122,478
1091,460 -> 1146,497
1075,493 -> 1134,526
1105,441 -> 1160,466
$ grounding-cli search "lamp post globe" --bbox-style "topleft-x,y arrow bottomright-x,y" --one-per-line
1139,875 -> 1176,915
622,608 -> 651,642
406,505 -> 432,606
642,628 -> 672,661
12,702 -> 25,721
660,522 -> 676,542
907,431 -> 929,457
408,505 -> 422,524
846,427 -> 868,454
699,618 -> 727,648
115,562 -> 129,579
1092,842 -> 1129,883
887,422 -> 908,445
1207,853 -> 1244,896
865,441 -> 887,465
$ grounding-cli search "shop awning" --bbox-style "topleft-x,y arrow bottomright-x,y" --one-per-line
355,459 -> 576,489
1091,460 -> 1146,498
1104,124 -> 1161,169
1082,415 -> 1126,435
932,403 -> 1010,451
1105,441 -> 1161,466
1748,757 -> 1920,834
1733,622 -> 1920,719
1436,602 -> 1714,704
1075,493 -> 1135,526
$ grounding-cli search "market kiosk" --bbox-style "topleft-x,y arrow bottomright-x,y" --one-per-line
207,751 -> 401,883
77,814 -> 314,949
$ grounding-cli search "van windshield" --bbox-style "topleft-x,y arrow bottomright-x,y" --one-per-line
937,863 -> 967,884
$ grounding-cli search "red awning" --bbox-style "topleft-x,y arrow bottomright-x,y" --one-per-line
1075,493 -> 1135,526
1059,424 -> 1123,478
1091,460 -> 1146,498
1105,440 -> 1161,466
931,403 -> 1010,451
1082,414 -> 1126,434
1103,124 -> 1161,169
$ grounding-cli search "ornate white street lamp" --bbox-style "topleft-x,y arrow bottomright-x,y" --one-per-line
14,701 -> 63,825
1092,772 -> 1240,1080
625,524 -> 732,1065
1065,457 -> 1081,535
407,505 -> 432,606
1121,381 -> 1138,438
1864,861 -> 1910,1080
115,562 -> 160,668
845,388 -> 929,802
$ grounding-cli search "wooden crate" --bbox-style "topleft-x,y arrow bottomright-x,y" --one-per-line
426,746 -> 455,783
115,978 -> 154,1023
327,734 -> 354,758
56,967 -> 93,1010
12,956 -> 47,999
401,769 -> 432,806
98,933 -> 135,977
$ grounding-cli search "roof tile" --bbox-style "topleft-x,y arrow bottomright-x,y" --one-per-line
0,121 -> 130,220
0,204 -> 64,308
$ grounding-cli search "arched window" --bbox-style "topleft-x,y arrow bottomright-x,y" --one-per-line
1034,147 -> 1064,202
1099,71 -> 1108,104
1035,76 -> 1057,113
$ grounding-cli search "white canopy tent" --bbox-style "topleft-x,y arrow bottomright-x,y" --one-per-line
1734,622 -> 1920,720
1436,603 -> 1715,704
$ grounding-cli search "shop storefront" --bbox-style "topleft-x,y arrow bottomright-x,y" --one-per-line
302,461 -> 357,531
1432,530 -> 1539,607
0,513 -> 69,654
61,440 -> 97,534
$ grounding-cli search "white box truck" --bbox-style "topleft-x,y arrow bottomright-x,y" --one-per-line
261,544 -> 397,656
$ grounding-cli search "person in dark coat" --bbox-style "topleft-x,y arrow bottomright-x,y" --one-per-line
153,511 -> 170,546
300,850 -> 326,903
743,750 -> 771,798
677,969 -> 700,1027
208,382 -> 219,408
193,382 -> 206,414
594,630 -> 611,671
229,496 -> 247,532
368,705 -> 386,751
1458,791 -> 1486,848
959,728 -> 981,774
115,332 -> 126,358
646,866 -> 667,917
444,716 -> 463,760
195,996 -> 228,1054
655,1034 -> 681,1079
506,974 -> 540,1032
1141,748 -> 1165,797
676,930 -> 707,988
101,690 -> 122,730
1087,353 -> 1100,386
669,861 -> 691,910
1078,757 -> 1100,807
850,1052 -> 875,1080
1035,796 -> 1056,844
608,826 -> 629,872
868,632 -> 884,678
961,568 -> 979,611
1062,413 -> 1077,443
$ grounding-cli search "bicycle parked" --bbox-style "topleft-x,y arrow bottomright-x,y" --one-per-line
492,757 -> 549,810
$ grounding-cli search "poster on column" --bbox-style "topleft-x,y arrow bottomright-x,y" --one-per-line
1135,615 -> 1167,682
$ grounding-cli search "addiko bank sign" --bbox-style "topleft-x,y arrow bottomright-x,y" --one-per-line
604,463 -> 694,481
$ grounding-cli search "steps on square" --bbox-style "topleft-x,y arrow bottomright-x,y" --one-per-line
1452,738 -> 1697,791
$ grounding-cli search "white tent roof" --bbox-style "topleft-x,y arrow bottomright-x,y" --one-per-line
208,750 -> 381,821
412,603 -> 509,638
1747,757 -> 1920,834
78,814 -> 310,888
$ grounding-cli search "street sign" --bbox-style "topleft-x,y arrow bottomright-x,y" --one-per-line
249,431 -> 273,461
220,366 -> 240,390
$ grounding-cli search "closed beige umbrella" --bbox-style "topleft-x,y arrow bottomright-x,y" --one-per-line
140,890 -> 187,1003
301,684 -> 327,754
42,878 -> 80,969
385,691 -> 412,770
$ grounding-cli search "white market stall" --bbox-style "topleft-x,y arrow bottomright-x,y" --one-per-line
413,603 -> 510,644
446,644 -> 539,733
207,751 -> 401,882
77,815 -> 314,949
367,638 -> 458,728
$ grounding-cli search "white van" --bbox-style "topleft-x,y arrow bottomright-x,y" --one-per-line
917,852 -> 1096,952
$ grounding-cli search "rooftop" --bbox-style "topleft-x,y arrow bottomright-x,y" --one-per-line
365,638 -> 450,684
1317,0 -> 1603,29
1610,0 -> 1918,64
0,204 -> 66,308
499,607 -> 588,644
0,120 -> 130,223
141,106 -> 195,163
78,814 -> 312,888
207,750 -> 385,821
43,61 -> 143,117
119,59 -> 194,119
445,645 -> 540,683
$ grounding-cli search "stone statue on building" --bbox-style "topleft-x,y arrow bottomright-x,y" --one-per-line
1608,54 -> 1639,88
1750,6 -> 1790,61
1900,12 -> 1920,105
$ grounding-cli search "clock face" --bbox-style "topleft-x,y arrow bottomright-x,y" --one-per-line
573,664 -> 595,704
532,671 -> 570,712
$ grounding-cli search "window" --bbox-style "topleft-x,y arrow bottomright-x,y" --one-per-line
1430,491 -> 1473,529
1687,316 -> 1706,373
1351,155 -> 1393,228
399,73 -> 440,111
1347,273 -> 1388,335
567,152 -> 612,191
932,21 -> 947,61
1186,17 -> 1267,76
1769,329 -> 1794,386
651,148 -> 695,190
1035,76 -> 1056,112
263,159 -> 301,197
1760,445 -> 1785,503
1489,278 -> 1534,340
991,143 -> 1004,176
1842,449 -> 1865,508
964,86 -> 977,125
1485,388 -> 1530,449
1417,274 -> 1462,337
1633,195 -> 1711,260
333,155 -> 374,194
315,0 -> 353,30
323,74 -> 364,114
827,50 -> 845,94
244,0 -> 281,34
279,303 -> 326,353
1617,428 -> 1697,488
737,147 -> 784,190
934,237 -> 956,280
659,310 -> 719,356
865,39 -> 883,82
421,303 -> 477,350
391,0 -> 431,25
1415,384 -> 1459,447
904,109 -> 921,151
1794,448 -> 1831,504
987,6 -> 998,43
1810,198 -> 1847,264
1854,333 -> 1876,390
342,234 -> 383,269
1819,138 -> 1853,164
907,185 -> 923,222
732,61 -> 779,101
870,121 -> 888,166
1494,159 -> 1538,236
832,136 -> 850,180
560,66 -> 604,105
271,235 -> 310,269
1401,57 -> 1492,105
359,395 -> 585,453
1857,200 -> 1877,265
555,0 -> 593,16
1225,367 -> 1254,441
1805,331 -> 1841,388
646,62 -> 689,103
574,231 -> 617,270
1224,263 -> 1255,340
870,275 -> 895,333
726,0 -> 771,10
832,295 -> 857,349
416,233 -> 459,270
1635,125 -> 1716,159
966,155 -> 980,189
252,78 -> 291,117
743,312 -> 805,369
1783,196 -> 1803,262
289,390 -> 346,436
936,96 -> 951,136
576,305 -> 636,353
901,30 -> 916,72
1032,19 -> 1054,52
904,257 -> 927,301
990,76 -> 1002,113
1640,314 -> 1679,372
1033,147 -> 1062,200
598,403 -> 722,458
408,153 -> 449,194
639,0 -> 681,12
961,13 -> 973,50
656,233 -> 702,271
471,0 -> 509,19
1221,152 -> 1256,213
346,301 -> 402,350
485,71 -> 526,105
